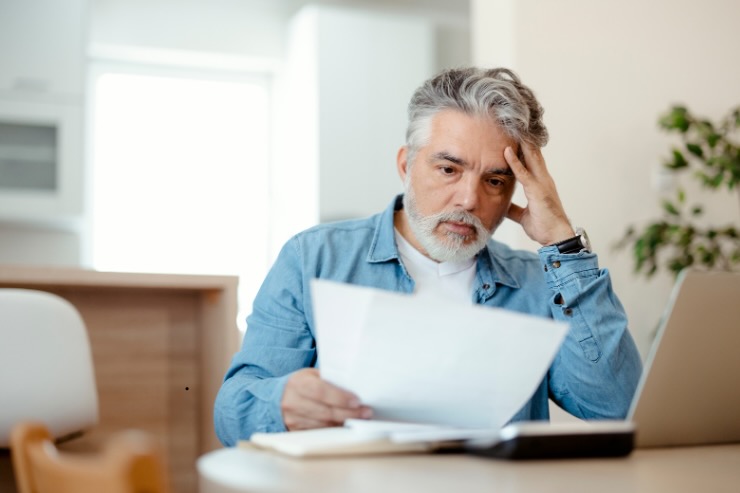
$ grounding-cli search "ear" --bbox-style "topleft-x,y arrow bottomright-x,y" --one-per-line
397,146 -> 409,183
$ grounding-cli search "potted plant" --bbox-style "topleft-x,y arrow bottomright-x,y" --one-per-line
617,105 -> 740,277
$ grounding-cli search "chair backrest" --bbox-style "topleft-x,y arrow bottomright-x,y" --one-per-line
0,289 -> 98,447
11,421 -> 170,493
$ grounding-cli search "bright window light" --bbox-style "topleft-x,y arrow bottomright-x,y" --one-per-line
91,70 -> 270,331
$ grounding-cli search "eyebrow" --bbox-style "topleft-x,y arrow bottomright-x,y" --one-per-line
431,151 -> 514,176
431,151 -> 465,165
486,167 -> 514,177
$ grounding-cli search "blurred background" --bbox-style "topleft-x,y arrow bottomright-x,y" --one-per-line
0,0 -> 738,355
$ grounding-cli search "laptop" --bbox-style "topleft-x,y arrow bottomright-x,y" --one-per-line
628,269 -> 740,448
465,269 -> 740,458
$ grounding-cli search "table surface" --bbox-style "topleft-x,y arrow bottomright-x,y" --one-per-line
197,442 -> 740,493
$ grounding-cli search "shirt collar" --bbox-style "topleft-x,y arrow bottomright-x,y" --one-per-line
477,241 -> 521,289
366,194 -> 405,263
367,194 -> 521,289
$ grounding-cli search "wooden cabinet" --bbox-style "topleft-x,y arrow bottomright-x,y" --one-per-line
0,265 -> 241,493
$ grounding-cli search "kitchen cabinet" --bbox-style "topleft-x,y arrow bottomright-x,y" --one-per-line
0,0 -> 87,223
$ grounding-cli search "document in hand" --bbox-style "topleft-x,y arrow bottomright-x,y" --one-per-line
311,279 -> 569,430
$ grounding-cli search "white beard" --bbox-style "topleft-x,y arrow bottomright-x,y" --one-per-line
403,183 -> 493,263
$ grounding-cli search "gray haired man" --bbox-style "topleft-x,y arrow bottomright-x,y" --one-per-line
214,67 -> 642,446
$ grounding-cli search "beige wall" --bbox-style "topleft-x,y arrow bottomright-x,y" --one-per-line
472,0 -> 740,356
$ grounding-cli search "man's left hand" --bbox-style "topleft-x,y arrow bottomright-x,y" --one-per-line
504,143 -> 575,246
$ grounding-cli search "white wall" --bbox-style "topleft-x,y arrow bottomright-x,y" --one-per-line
315,8 -> 434,222
472,0 -> 740,356
269,6 -> 435,256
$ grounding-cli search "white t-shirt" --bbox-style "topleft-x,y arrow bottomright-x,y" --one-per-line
394,229 -> 477,304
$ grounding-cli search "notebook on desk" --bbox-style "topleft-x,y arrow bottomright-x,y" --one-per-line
628,269 -> 740,448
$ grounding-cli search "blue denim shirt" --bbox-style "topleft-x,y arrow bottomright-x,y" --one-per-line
214,195 -> 642,446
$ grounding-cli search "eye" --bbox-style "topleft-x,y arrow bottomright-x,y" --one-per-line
487,177 -> 505,187
439,166 -> 456,175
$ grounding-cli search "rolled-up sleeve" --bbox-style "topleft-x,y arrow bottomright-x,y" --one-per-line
539,246 -> 643,420
214,237 -> 316,446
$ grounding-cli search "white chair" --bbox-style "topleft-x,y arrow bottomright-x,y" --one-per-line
0,288 -> 98,447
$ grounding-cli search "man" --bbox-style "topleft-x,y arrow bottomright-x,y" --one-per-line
214,67 -> 642,446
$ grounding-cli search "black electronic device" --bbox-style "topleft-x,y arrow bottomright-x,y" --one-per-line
463,421 -> 635,460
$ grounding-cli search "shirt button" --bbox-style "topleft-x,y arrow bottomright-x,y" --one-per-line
482,283 -> 490,290
552,261 -> 562,269
543,265 -> 548,272
564,308 -> 573,316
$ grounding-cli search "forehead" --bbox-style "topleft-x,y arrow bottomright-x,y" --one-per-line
425,109 -> 518,155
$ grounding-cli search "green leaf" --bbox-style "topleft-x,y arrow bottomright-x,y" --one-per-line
696,171 -> 725,188
696,120 -> 716,138
691,205 -> 703,216
662,200 -> 680,216
678,226 -> 694,246
677,188 -> 686,203
685,142 -> 703,157
732,249 -> 740,263
659,106 -> 690,132
668,258 -> 690,276
710,172 -> 724,187
665,149 -> 689,170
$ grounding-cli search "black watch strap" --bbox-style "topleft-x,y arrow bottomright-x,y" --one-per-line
553,227 -> 591,254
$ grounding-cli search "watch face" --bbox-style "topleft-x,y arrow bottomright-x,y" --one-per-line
576,228 -> 591,252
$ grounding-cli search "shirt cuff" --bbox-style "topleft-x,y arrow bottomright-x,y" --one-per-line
537,245 -> 600,288
248,373 -> 291,433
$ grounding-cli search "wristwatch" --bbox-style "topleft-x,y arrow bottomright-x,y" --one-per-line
553,227 -> 591,254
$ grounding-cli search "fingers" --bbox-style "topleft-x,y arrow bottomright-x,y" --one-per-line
503,143 -> 574,245
504,146 -> 530,183
296,369 -> 360,408
283,397 -> 370,431
506,142 -> 547,180
282,368 -> 373,431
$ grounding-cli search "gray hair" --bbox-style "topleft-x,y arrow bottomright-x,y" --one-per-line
405,67 -> 548,166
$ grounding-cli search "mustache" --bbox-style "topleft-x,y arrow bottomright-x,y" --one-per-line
428,210 -> 487,231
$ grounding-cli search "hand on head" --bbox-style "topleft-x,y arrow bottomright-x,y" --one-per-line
504,142 -> 575,246
281,368 -> 373,431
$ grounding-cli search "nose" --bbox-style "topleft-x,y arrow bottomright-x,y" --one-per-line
455,175 -> 480,211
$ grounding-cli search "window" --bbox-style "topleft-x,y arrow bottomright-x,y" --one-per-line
89,63 -> 271,331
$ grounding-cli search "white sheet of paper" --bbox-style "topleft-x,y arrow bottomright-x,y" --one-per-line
311,279 -> 568,430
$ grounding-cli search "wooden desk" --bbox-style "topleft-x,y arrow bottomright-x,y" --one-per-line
197,443 -> 740,493
0,265 -> 241,493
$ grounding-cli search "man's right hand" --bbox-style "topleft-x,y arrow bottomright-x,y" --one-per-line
281,368 -> 373,431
